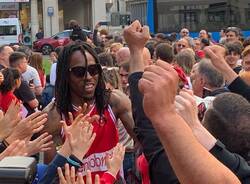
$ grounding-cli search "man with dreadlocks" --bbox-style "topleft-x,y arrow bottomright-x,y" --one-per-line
42,42 -> 135,182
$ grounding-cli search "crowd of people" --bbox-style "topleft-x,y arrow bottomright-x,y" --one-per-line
0,18 -> 250,184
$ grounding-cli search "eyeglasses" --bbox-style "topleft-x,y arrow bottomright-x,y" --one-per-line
181,31 -> 189,34
69,64 -> 101,78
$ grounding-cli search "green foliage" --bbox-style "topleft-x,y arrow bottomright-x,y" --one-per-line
43,58 -> 51,75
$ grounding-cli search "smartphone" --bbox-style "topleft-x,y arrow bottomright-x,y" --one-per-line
29,79 -> 34,86
99,21 -> 109,26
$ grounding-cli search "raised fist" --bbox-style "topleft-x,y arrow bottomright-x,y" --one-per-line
123,20 -> 150,51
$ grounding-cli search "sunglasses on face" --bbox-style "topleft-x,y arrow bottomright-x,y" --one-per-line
69,64 -> 101,78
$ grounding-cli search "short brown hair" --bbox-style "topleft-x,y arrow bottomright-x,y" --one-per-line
99,29 -> 108,36
155,42 -> 173,63
9,52 -> 26,68
204,92 -> 250,159
119,61 -> 129,72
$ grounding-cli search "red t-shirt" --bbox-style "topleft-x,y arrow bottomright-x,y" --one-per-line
0,91 -> 20,112
38,69 -> 45,88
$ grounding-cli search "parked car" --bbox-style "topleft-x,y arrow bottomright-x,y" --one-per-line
0,18 -> 23,45
33,29 -> 91,55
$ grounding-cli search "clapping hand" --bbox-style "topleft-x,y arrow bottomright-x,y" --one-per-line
5,111 -> 47,144
57,164 -> 100,184
0,101 -> 21,140
0,140 -> 27,160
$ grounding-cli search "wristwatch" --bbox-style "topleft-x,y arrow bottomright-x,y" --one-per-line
0,139 -> 9,153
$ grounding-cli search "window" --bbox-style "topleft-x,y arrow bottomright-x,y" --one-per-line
246,8 -> 250,21
0,25 -> 17,36
208,11 -> 225,22
180,11 -> 197,24
185,12 -> 197,23
54,31 -> 70,39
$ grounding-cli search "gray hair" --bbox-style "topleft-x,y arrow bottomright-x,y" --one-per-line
176,49 -> 195,75
198,59 -> 224,88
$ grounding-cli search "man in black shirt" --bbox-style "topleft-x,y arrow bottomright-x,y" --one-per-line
35,28 -> 44,40
9,52 -> 38,115
124,20 -> 250,183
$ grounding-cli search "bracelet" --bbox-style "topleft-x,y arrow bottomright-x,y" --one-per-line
66,155 -> 82,167
67,157 -> 81,167
69,154 -> 83,164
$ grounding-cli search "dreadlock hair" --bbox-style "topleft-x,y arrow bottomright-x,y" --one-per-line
55,42 -> 110,119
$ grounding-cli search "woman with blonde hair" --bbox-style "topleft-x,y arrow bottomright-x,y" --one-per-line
110,42 -> 123,64
102,67 -> 122,91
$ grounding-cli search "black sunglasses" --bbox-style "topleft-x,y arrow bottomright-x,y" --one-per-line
69,64 -> 101,78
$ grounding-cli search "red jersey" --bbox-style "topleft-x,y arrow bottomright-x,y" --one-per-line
76,104 -> 119,180
0,91 -> 19,113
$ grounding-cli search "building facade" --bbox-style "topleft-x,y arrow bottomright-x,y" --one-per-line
0,0 -> 108,42
154,0 -> 250,33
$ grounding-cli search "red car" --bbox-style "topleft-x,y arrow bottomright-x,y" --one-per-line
33,29 -> 92,55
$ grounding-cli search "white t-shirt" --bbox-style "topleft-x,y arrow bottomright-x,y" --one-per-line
22,65 -> 42,87
195,96 -> 215,109
50,63 -> 57,86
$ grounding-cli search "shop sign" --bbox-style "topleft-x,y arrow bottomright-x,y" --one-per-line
0,2 -> 19,10
47,7 -> 54,16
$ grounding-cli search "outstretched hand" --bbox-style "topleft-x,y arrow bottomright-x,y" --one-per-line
175,89 -> 200,128
0,140 -> 27,160
94,22 -> 101,30
25,132 -> 53,156
106,143 -> 125,177
0,101 -> 21,140
57,164 -> 100,184
59,110 -> 98,159
63,120 -> 96,160
5,111 -> 47,144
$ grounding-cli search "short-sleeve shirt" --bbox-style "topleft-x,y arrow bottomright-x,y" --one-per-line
14,79 -> 36,115
22,65 -> 42,87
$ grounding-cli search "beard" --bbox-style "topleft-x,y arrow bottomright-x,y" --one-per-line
82,95 -> 95,101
